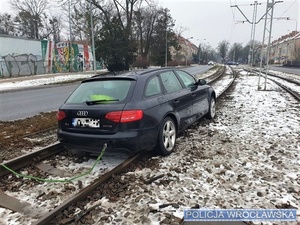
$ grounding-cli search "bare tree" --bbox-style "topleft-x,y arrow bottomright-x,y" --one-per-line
90,0 -> 141,36
90,0 -> 144,70
133,6 -> 165,61
0,13 -> 15,35
229,42 -> 243,63
40,14 -> 63,41
218,40 -> 230,63
173,25 -> 188,61
199,42 -> 213,64
10,0 -> 49,39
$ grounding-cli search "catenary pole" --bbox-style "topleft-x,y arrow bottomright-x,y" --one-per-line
68,0 -> 72,72
249,1 -> 260,66
258,0 -> 282,90
231,2 -> 262,66
90,1 -> 97,73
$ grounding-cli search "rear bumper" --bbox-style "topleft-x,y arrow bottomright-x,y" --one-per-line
57,128 -> 157,154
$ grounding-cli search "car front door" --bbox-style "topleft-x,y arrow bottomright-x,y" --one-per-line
175,70 -> 208,120
159,70 -> 194,131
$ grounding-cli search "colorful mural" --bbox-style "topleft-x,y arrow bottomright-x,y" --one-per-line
41,40 -> 94,73
0,36 -> 97,77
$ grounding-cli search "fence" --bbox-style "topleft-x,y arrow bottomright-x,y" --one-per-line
0,56 -> 102,78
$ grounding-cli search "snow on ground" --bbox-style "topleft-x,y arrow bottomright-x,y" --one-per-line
0,153 -> 129,225
0,67 -> 299,225
267,69 -> 300,83
83,72 -> 300,225
0,72 -> 102,91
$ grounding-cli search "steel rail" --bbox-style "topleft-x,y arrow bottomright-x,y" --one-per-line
242,67 -> 300,101
215,66 -> 238,99
32,153 -> 141,225
243,66 -> 300,85
23,126 -> 57,138
206,66 -> 226,84
180,66 -> 240,225
0,142 -> 64,176
266,72 -> 300,86
268,78 -> 300,101
32,66 -> 231,225
2,65 -> 236,224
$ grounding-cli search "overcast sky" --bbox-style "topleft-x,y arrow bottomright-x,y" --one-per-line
158,0 -> 299,48
1,0 -> 299,49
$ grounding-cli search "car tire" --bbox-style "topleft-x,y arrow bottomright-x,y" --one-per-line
67,149 -> 86,157
206,96 -> 216,119
156,117 -> 177,156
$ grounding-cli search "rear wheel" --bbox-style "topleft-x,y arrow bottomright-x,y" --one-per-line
67,149 -> 87,157
156,117 -> 176,156
206,96 -> 216,119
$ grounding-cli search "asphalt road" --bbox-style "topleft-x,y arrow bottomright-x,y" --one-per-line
0,83 -> 79,121
183,65 -> 211,75
0,65 -> 211,121
268,65 -> 300,75
2,64 -> 297,121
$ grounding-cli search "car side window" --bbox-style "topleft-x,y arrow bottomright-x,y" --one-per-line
160,71 -> 182,93
145,76 -> 162,97
175,70 -> 196,88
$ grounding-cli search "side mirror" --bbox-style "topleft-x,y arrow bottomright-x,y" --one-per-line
197,79 -> 207,85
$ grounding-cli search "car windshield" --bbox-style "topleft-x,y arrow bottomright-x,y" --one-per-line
65,79 -> 131,104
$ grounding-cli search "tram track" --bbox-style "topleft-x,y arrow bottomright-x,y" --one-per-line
0,142 -> 63,177
33,153 -> 141,225
242,66 -> 300,102
0,65 -> 239,225
0,65 -> 231,176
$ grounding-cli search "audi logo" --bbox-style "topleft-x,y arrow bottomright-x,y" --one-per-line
77,111 -> 88,116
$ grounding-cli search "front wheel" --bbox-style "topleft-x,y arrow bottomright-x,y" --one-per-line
156,117 -> 177,156
206,96 -> 216,119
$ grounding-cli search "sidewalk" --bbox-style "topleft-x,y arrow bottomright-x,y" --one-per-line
0,69 -> 106,83
182,222 -> 248,225
0,69 -> 108,92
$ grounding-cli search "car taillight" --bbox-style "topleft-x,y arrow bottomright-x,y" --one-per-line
105,110 -> 143,123
57,110 -> 67,121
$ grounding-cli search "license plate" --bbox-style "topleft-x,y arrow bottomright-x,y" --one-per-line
72,118 -> 100,128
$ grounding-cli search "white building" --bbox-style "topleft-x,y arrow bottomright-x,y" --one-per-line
269,31 -> 300,65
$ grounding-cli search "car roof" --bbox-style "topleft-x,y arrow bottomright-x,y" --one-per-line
86,67 -> 181,83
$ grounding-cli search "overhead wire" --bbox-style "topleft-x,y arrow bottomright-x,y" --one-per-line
229,0 -> 237,45
255,0 -> 298,42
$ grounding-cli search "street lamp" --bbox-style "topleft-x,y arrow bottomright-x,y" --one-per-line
165,27 -> 168,67
89,0 -> 97,73
68,0 -> 73,72
185,37 -> 193,66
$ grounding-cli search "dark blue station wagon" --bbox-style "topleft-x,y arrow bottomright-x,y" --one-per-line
57,67 -> 216,156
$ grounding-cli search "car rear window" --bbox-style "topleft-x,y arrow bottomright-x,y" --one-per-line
65,80 -> 131,103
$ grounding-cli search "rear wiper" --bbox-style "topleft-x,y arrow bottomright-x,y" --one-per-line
85,99 -> 119,105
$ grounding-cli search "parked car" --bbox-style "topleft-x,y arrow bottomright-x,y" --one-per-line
226,61 -> 239,65
57,68 -> 216,156
208,61 -> 215,66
